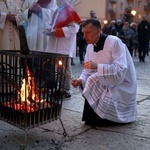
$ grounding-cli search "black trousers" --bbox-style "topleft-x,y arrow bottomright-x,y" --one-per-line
138,40 -> 147,61
82,99 -> 120,127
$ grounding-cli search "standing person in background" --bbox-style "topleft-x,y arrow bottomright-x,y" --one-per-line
123,22 -> 133,56
137,16 -> 150,62
22,0 -> 57,52
106,20 -> 116,35
77,24 -> 87,64
90,10 -> 97,19
44,0 -> 80,98
71,19 -> 137,126
0,0 -> 22,50
110,19 -> 125,43
130,22 -> 138,57
102,22 -> 109,35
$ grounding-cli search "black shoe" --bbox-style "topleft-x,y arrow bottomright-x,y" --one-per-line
50,90 -> 71,99
71,62 -> 75,65
63,91 -> 71,98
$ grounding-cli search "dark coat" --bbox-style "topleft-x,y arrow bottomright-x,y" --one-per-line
110,23 -> 125,42
137,21 -> 150,42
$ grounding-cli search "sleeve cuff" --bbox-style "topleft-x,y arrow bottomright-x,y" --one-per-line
1,12 -> 7,16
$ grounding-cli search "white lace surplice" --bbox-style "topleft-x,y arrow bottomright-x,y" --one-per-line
80,36 -> 137,123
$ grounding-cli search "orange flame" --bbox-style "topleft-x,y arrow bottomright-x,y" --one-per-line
58,60 -> 63,66
3,61 -> 51,113
20,64 -> 39,104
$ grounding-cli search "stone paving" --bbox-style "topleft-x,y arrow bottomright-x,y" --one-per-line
0,55 -> 150,150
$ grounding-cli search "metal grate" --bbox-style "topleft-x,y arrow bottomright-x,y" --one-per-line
0,50 -> 68,133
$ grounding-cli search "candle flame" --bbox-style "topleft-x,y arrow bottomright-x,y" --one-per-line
58,59 -> 73,80
58,60 -> 63,66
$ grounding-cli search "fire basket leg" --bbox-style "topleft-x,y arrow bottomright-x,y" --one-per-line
59,118 -> 68,137
20,130 -> 27,150
20,144 -> 26,150
24,130 -> 27,142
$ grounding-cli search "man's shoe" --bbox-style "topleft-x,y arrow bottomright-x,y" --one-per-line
50,90 -> 71,99
71,62 -> 75,65
63,91 -> 71,98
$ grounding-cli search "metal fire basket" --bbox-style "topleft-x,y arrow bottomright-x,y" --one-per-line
0,50 -> 68,137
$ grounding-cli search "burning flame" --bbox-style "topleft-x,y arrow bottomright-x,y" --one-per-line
58,60 -> 63,66
20,78 -> 29,102
3,61 -> 51,113
58,60 -> 73,80
20,64 -> 39,104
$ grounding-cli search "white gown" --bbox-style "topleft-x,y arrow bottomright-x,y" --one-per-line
22,0 -> 57,52
0,0 -> 22,50
80,35 -> 137,123
46,22 -> 79,58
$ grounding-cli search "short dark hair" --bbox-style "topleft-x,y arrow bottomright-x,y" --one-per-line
90,10 -> 95,14
81,18 -> 101,29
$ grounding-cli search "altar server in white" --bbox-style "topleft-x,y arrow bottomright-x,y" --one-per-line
72,19 -> 137,126
22,0 -> 57,51
44,0 -> 81,98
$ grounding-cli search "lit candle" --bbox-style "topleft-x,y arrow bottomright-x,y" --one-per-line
58,60 -> 73,80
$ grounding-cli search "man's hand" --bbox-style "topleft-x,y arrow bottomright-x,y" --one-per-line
7,13 -> 16,21
29,2 -> 42,16
51,28 -> 65,37
43,28 -> 65,37
71,79 -> 82,88
84,61 -> 97,69
43,28 -> 52,36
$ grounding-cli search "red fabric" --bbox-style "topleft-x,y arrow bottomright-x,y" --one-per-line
51,4 -> 81,28
54,28 -> 65,37
37,0 -> 52,8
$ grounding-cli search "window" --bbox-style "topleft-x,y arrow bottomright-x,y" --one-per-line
138,13 -> 142,19
120,2 -> 123,10
148,0 -> 150,8
138,1 -> 142,8
112,3 -> 116,10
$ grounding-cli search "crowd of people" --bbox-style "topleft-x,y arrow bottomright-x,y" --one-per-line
102,16 -> 150,62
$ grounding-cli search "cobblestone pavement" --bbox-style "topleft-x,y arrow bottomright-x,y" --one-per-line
0,54 -> 150,150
